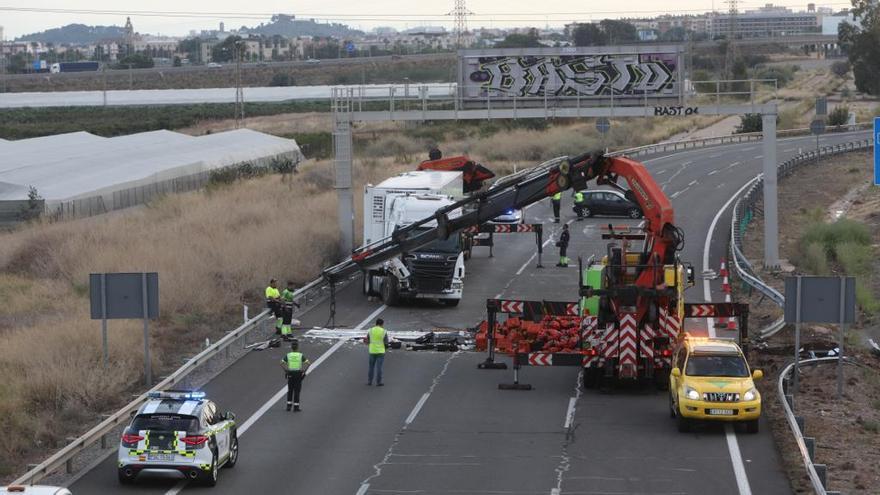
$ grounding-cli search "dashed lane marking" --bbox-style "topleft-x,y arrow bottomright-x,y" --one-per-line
164,305 -> 388,495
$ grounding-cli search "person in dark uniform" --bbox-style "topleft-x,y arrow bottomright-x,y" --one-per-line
280,339 -> 310,412
556,224 -> 570,267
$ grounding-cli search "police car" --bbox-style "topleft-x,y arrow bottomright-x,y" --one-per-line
117,391 -> 238,486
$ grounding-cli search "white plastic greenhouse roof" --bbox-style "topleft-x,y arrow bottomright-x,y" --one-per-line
0,129 -> 303,202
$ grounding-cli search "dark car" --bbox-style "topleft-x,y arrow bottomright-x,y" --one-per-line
577,190 -> 643,219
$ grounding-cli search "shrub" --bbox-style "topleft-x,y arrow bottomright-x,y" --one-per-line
831,61 -> 850,79
799,242 -> 830,275
828,106 -> 850,127
736,114 -> 763,133
269,73 -> 293,87
801,219 -> 871,255
291,132 -> 332,159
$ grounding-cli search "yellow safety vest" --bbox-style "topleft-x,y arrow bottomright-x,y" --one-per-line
266,286 -> 280,299
574,191 -> 584,203
368,326 -> 386,355
285,351 -> 303,371
552,192 -> 562,201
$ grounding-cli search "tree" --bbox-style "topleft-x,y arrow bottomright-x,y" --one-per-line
599,20 -> 638,44
495,31 -> 542,48
838,0 -> 880,95
660,27 -> 689,42
736,114 -> 763,133
830,60 -> 850,78
572,23 -> 607,46
173,56 -> 182,67
116,53 -> 154,69
211,36 -> 244,63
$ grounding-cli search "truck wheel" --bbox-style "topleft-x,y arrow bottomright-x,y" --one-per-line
441,299 -> 460,307
744,419 -> 759,434
381,276 -> 400,306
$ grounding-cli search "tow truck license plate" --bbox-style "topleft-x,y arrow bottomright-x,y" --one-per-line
148,453 -> 175,462
708,408 -> 735,415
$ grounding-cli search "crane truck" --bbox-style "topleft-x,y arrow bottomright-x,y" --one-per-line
324,152 -> 747,388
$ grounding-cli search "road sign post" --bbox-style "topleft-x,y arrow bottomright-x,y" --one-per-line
90,273 -> 159,386
873,117 -> 879,186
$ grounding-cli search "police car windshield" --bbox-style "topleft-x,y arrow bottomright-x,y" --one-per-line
131,414 -> 199,432
686,354 -> 749,377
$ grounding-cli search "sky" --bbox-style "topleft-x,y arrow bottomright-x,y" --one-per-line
0,0 -> 852,39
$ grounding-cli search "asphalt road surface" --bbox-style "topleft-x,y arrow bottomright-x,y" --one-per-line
69,130 -> 870,494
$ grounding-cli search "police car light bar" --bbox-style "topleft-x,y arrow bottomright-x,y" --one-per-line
148,390 -> 206,400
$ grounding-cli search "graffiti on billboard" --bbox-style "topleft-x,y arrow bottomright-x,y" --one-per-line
464,53 -> 677,98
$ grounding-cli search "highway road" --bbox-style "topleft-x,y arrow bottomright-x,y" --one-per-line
68,130 -> 869,494
0,83 -> 456,108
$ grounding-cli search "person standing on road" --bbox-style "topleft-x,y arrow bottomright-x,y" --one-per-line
265,278 -> 282,335
280,281 -> 301,339
365,318 -> 389,386
551,192 -> 562,223
556,224 -> 570,267
573,189 -> 586,220
280,339 -> 310,412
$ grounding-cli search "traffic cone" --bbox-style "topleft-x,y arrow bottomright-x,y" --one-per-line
719,257 -> 729,279
725,291 -> 738,331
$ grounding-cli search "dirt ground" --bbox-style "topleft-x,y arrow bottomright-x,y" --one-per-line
738,150 -> 880,494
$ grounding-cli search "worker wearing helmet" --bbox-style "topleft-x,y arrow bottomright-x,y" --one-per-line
280,339 -> 310,412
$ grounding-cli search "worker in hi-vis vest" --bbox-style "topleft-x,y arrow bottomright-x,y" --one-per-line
280,339 -> 310,412
365,318 -> 389,386
551,192 -> 562,223
573,189 -> 586,220
265,278 -> 282,334
280,281 -> 301,339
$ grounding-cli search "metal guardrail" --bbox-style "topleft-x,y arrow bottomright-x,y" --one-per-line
778,356 -> 855,495
729,138 -> 874,340
12,276 -> 330,486
607,122 -> 873,159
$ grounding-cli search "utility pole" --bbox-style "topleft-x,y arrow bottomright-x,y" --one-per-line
234,41 -> 245,128
451,0 -> 472,50
724,0 -> 739,81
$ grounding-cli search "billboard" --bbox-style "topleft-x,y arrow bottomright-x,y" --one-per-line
458,46 -> 683,102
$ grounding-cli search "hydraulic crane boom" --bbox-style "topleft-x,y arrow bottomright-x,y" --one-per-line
322,153 -> 680,286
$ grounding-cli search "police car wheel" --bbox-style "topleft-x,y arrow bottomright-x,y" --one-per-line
202,452 -> 219,486
224,434 -> 239,468
628,208 -> 642,219
582,206 -> 592,218
118,467 -> 135,485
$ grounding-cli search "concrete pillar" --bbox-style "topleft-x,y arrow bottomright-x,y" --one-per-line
333,119 -> 355,257
762,110 -> 780,269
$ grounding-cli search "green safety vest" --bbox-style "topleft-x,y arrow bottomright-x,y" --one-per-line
552,192 -> 562,201
285,351 -> 303,371
281,289 -> 295,302
574,191 -> 584,203
368,326 -> 386,355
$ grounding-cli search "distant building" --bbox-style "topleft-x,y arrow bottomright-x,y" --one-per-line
711,5 -> 820,38
821,13 -> 858,35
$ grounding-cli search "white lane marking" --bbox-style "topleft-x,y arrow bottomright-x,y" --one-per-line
655,169 -> 668,175
727,161 -> 741,169
688,180 -> 698,187
783,147 -> 796,152
164,305 -> 387,495
726,424 -> 753,495
702,177 -> 759,339
563,397 -> 578,429
716,183 -> 727,189
405,393 -> 431,425
670,187 -> 689,199
754,155 -> 763,159
682,160 -> 693,166
708,153 -> 721,158
357,353 -> 458,494
741,146 -> 756,151
708,170 -> 719,176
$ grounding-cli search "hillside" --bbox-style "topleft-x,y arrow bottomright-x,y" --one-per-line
15,23 -> 127,44
241,14 -> 362,39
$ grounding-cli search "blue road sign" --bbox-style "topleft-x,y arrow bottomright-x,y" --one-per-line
875,117 -> 880,186
345,42 -> 355,54
33,60 -> 42,70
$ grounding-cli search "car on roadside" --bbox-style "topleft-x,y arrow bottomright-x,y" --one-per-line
117,391 -> 238,486
306,58 -> 321,64
488,208 -> 524,225
1,487 -> 71,495
577,190 -> 643,219
207,62 -> 222,68
669,336 -> 763,433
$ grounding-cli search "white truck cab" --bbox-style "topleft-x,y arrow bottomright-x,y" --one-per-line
362,171 -> 466,306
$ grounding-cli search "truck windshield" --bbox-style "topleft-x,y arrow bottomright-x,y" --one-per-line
685,355 -> 749,377
411,228 -> 460,253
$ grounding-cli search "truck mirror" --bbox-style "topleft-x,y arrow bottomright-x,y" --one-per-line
686,266 -> 695,287
752,370 -> 763,380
